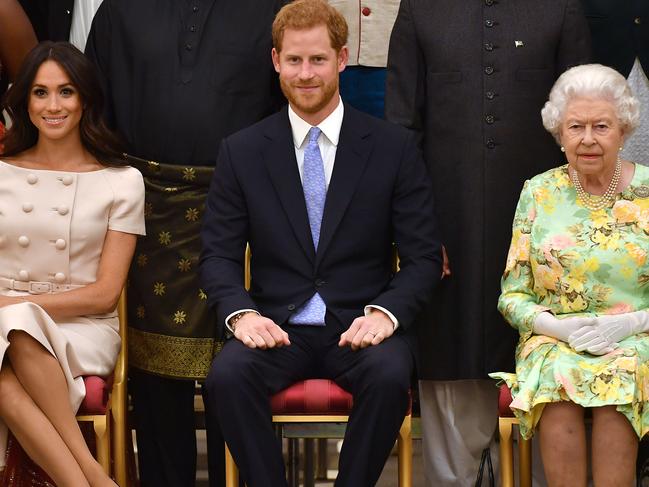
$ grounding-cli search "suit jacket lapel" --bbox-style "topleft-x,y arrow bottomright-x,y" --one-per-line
262,109 -> 315,261
316,107 -> 373,267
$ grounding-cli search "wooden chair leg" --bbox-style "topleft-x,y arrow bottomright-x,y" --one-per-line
225,443 -> 239,487
112,405 -> 128,486
316,438 -> 328,480
397,414 -> 413,487
303,439 -> 315,487
92,416 -> 110,474
518,431 -> 532,487
287,439 -> 300,487
498,418 -> 515,487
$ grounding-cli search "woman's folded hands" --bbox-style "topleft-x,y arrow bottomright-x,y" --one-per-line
533,311 -> 649,355
569,311 -> 649,355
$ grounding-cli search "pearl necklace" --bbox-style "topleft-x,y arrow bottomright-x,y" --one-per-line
569,156 -> 622,211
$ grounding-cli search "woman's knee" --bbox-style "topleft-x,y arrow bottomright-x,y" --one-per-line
0,366 -> 27,416
539,401 -> 585,435
6,330 -> 46,363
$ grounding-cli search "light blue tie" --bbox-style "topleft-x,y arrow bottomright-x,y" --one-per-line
289,127 -> 327,326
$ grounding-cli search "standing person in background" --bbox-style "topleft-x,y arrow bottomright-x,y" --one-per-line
17,0 -> 73,42
69,0 -> 104,52
580,0 -> 649,166
0,0 -> 37,84
328,0 -> 400,118
85,1 -> 286,486
385,1 -> 591,484
0,0 -> 37,154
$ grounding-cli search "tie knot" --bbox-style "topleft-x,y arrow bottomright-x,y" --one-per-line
308,127 -> 321,144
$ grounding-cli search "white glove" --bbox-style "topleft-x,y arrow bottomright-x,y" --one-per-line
569,311 -> 649,354
533,312 -> 597,343
567,326 -> 616,355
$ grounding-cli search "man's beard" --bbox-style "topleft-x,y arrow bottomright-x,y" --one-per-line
280,76 -> 338,116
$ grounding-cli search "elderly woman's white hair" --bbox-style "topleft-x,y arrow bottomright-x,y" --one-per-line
541,64 -> 640,142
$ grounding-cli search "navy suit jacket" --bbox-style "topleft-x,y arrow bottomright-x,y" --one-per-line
200,104 -> 442,354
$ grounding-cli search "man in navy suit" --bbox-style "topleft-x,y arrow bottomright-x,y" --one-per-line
200,0 -> 441,485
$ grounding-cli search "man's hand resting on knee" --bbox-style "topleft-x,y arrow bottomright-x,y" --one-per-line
339,309 -> 394,350
232,313 -> 290,349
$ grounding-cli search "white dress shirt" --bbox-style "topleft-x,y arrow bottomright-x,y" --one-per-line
226,99 -> 398,331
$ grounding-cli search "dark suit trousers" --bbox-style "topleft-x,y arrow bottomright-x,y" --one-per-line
205,318 -> 413,487
130,369 -> 226,487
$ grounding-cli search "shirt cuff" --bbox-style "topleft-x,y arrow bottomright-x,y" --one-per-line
364,305 -> 399,331
225,309 -> 260,333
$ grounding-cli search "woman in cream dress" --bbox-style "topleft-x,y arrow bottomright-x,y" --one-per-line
0,41 -> 144,486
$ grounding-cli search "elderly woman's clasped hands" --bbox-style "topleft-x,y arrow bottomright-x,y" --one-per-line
534,311 -> 649,355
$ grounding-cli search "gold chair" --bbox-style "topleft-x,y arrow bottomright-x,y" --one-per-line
498,384 -> 532,487
224,247 -> 412,487
76,289 -> 131,486
225,406 -> 413,487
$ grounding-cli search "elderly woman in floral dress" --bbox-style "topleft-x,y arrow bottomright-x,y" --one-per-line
491,63 -> 649,487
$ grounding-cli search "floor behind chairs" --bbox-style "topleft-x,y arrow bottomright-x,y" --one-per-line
194,434 -> 425,487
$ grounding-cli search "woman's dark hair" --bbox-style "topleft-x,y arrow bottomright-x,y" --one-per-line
1,41 -> 126,166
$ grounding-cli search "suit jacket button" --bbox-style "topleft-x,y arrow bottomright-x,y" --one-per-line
485,19 -> 494,28
288,304 -> 296,311
485,114 -> 495,124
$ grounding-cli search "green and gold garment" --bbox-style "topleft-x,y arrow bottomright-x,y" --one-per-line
490,163 -> 649,439
125,155 -> 222,380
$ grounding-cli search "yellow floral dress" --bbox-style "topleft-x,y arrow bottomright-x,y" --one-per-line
490,163 -> 649,439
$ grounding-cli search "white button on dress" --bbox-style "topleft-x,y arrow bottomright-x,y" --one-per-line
18,236 -> 30,247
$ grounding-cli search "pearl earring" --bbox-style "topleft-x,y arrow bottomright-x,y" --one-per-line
560,146 -> 566,152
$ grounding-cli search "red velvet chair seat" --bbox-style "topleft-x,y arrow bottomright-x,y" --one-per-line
79,375 -> 113,415
270,379 -> 354,415
499,383 -> 515,417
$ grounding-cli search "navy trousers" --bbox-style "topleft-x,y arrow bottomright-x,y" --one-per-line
205,318 -> 413,487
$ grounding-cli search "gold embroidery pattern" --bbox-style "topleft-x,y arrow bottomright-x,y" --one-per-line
182,167 -> 197,181
136,253 -> 148,267
144,202 -> 154,217
136,305 -> 146,319
173,309 -> 187,325
178,258 -> 192,272
129,328 -> 223,379
158,231 -> 172,245
185,207 -> 200,222
153,282 -> 166,296
198,289 -> 208,300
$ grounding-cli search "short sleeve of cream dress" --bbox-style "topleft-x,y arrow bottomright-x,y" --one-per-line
0,161 -> 145,465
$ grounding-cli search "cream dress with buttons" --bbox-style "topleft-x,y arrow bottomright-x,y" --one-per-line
0,160 -> 145,466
